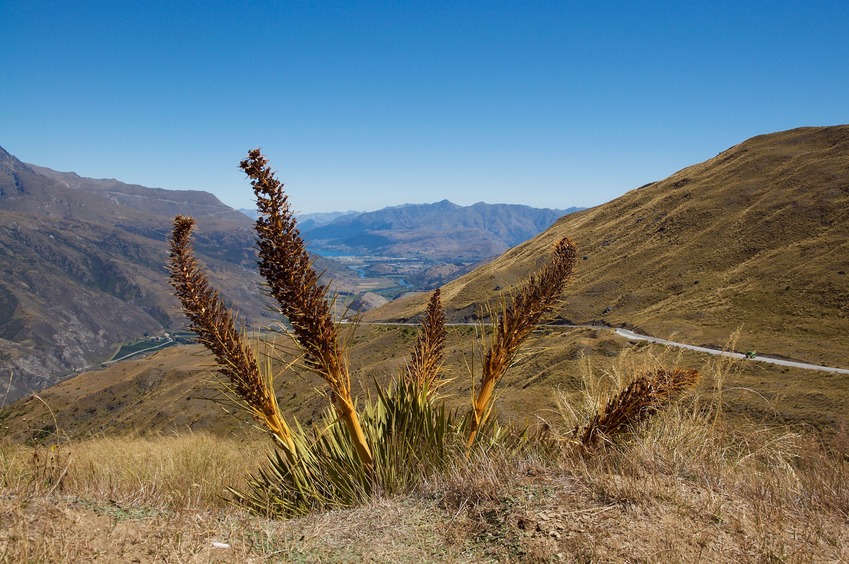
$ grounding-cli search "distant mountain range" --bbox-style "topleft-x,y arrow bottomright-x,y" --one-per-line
241,200 -> 582,300
297,200 -> 582,261
243,202 -> 582,261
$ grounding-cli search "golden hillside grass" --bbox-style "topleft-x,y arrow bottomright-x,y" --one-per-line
0,433 -> 261,510
367,126 -> 849,370
5,323 -> 849,446
3,353 -> 847,562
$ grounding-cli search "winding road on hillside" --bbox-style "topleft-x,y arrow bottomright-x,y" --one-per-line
356,320 -> 849,375
610,328 -> 849,375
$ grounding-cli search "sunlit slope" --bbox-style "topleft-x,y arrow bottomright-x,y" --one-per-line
368,126 -> 849,367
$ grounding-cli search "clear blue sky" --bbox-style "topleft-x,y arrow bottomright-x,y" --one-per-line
2,1 -> 847,214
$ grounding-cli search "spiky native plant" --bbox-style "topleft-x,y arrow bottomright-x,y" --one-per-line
404,289 -> 447,399
169,149 -> 700,518
169,152 -> 458,516
168,216 -> 295,453
575,367 -> 701,449
239,149 -> 373,470
467,237 -> 578,446
231,289 -> 454,517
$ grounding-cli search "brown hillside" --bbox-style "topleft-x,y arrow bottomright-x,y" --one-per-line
368,126 -> 849,368
5,126 -> 849,442
6,322 -> 849,443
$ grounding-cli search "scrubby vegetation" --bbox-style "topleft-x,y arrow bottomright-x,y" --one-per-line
2,353 -> 847,561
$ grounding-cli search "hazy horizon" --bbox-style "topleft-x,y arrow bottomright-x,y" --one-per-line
245,198 -> 583,218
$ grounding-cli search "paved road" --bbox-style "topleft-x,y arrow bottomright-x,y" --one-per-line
612,328 -> 849,375
355,320 -> 849,375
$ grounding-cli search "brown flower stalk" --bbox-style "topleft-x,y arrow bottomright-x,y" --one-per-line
576,367 -> 701,449
404,289 -> 447,398
168,215 -> 295,452
239,149 -> 373,469
467,237 -> 578,446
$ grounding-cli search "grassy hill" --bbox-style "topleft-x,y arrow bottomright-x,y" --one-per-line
5,126 -> 849,439
368,126 -> 849,369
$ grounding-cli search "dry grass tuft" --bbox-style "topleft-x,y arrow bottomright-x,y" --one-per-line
5,434 -> 474,562
1,433 -> 261,510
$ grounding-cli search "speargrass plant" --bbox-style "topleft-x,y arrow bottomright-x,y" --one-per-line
467,237 -> 578,446
230,288 -> 456,517
167,149 -> 702,518
168,216 -> 296,453
231,378 -> 458,517
240,149 -> 373,470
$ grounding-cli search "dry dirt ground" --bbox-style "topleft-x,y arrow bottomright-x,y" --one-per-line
3,436 -> 848,563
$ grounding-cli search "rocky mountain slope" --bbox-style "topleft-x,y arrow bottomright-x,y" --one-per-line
368,126 -> 849,369
1,148 -> 359,402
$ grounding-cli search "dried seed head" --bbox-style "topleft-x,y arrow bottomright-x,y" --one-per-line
168,215 -> 294,451
468,237 -> 578,445
577,367 -> 701,449
239,150 -> 373,468
405,288 -> 447,397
